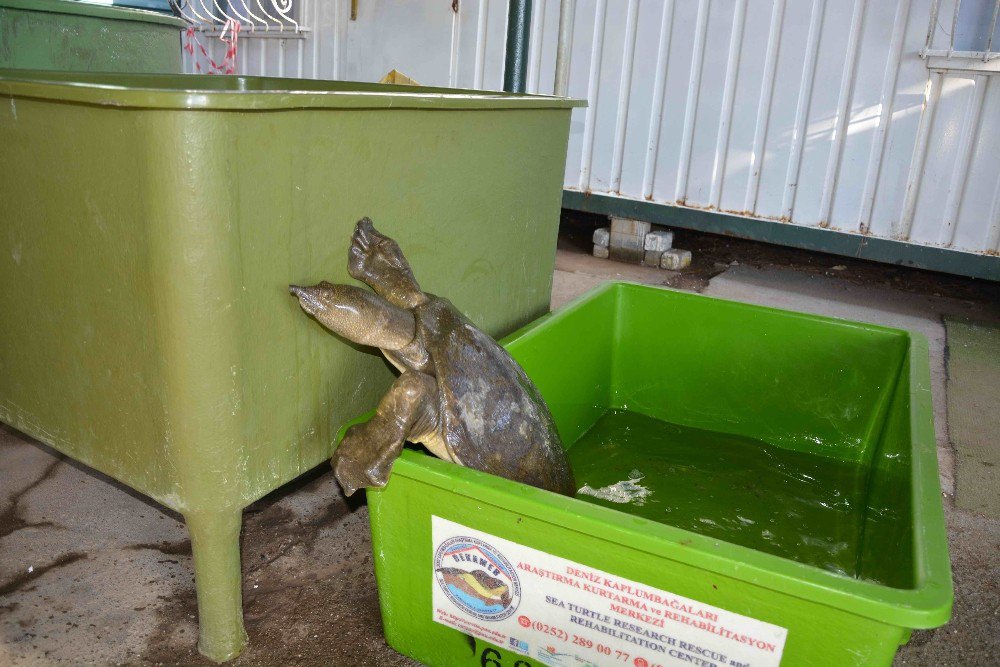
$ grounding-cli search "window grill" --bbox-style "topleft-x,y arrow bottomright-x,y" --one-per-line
921,0 -> 1000,66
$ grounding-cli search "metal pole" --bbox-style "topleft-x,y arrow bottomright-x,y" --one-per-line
503,0 -> 532,92
553,0 -> 574,96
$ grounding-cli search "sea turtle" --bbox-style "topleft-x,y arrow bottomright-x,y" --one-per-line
290,218 -> 576,497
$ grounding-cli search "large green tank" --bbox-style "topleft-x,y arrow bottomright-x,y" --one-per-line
0,0 -> 183,73
0,69 -> 583,661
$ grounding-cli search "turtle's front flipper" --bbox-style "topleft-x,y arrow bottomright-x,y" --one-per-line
347,218 -> 427,310
334,371 -> 439,496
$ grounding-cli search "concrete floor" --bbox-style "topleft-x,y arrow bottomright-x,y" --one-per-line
2,230 -> 998,666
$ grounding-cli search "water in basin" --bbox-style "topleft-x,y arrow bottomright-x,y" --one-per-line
568,410 -> 869,578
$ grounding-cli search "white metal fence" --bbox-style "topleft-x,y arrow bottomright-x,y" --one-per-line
180,0 -> 1000,261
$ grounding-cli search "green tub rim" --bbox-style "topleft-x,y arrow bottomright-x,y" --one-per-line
0,69 -> 588,111
363,281 -> 952,630
0,0 -> 186,28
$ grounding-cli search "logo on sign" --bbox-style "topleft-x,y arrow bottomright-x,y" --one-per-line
434,535 -> 521,621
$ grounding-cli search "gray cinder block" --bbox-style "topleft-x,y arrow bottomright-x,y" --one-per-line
659,249 -> 692,270
609,231 -> 644,251
592,227 -> 610,247
609,246 -> 644,264
610,216 -> 651,237
609,230 -> 645,264
644,230 -> 674,252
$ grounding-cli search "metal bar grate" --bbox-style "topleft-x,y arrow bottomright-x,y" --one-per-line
921,0 -> 1000,62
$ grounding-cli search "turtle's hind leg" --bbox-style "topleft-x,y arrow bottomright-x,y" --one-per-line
334,371 -> 439,496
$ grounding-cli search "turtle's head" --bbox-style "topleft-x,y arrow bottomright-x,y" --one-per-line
348,217 -> 425,308
288,281 -> 338,321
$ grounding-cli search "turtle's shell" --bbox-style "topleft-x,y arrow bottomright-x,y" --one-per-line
411,296 -> 575,496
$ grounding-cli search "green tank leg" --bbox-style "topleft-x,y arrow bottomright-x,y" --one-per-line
185,508 -> 248,662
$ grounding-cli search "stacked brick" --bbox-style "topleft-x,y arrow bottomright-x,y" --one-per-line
591,217 -> 692,270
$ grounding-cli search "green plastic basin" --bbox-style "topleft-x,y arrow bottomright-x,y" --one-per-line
368,281 -> 952,667
0,0 -> 184,73
0,69 -> 582,661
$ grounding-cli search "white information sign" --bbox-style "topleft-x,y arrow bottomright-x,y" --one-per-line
432,516 -> 787,667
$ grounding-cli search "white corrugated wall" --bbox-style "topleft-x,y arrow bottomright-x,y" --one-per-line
182,0 -> 1000,259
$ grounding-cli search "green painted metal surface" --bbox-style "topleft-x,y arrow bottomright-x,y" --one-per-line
0,0 -> 183,73
563,190 -> 1000,283
502,0 -> 532,93
0,69 -> 582,661
368,281 -> 952,667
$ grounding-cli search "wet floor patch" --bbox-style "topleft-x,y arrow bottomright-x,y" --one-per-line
0,552 -> 88,598
944,317 -> 1000,517
0,455 -> 65,540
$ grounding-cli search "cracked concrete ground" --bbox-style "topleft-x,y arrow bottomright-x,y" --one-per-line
0,435 -> 414,667
2,224 -> 998,666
